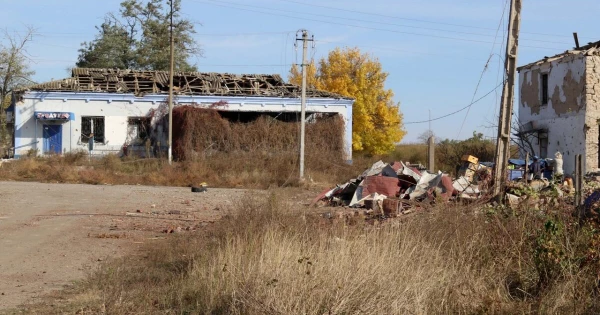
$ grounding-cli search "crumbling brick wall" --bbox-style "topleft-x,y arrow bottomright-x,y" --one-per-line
585,55 -> 600,173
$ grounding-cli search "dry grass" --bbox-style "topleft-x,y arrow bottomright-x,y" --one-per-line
22,195 -> 600,314
0,149 -> 369,189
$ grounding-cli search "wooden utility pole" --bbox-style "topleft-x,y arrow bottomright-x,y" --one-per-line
493,0 -> 522,198
167,0 -> 175,164
296,30 -> 313,180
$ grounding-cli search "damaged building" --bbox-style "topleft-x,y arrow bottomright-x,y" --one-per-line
518,40 -> 600,175
6,68 -> 354,160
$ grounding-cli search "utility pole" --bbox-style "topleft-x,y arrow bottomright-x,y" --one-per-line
167,0 -> 175,164
296,30 -> 313,180
493,0 -> 521,199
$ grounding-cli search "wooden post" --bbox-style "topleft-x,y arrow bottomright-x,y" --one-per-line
575,154 -> 583,207
524,152 -> 529,182
427,136 -> 435,173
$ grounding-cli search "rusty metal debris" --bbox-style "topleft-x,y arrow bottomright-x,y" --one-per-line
19,68 -> 348,99
314,155 -> 497,221
314,160 -> 458,216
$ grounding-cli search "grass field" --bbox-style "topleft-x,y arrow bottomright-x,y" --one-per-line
19,193 -> 600,314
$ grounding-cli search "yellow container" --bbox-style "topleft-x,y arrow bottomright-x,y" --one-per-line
461,155 -> 479,164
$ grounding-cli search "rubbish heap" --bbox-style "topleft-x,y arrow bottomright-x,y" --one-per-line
312,155 -> 492,217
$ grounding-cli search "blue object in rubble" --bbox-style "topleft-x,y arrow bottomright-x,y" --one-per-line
508,159 -> 526,166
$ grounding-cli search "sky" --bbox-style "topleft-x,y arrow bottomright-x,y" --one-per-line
1,0 -> 599,143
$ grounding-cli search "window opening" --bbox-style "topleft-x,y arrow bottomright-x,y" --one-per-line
541,73 -> 549,105
81,116 -> 105,143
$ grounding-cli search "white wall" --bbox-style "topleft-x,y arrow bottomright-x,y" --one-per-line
518,54 -> 587,175
14,93 -> 354,160
14,97 -> 156,156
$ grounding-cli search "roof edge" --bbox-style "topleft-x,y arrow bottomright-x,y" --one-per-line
518,39 -> 600,72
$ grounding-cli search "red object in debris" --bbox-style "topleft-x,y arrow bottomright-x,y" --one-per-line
391,161 -> 402,172
310,188 -> 333,207
362,176 -> 400,198
438,175 -> 457,201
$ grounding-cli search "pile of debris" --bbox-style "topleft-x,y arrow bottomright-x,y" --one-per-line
312,155 -> 492,217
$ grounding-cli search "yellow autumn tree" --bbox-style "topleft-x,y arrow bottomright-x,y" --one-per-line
289,61 -> 320,89
289,47 -> 405,155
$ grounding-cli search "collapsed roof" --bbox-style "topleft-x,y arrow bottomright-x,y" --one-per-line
20,68 -> 350,99
518,39 -> 600,71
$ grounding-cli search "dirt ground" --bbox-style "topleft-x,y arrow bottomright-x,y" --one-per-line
0,181 -> 252,310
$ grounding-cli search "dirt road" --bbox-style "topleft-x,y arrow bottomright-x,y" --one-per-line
0,181 -> 249,310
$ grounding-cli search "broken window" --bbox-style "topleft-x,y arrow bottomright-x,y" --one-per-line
81,116 -> 105,143
127,117 -> 151,144
541,73 -> 549,105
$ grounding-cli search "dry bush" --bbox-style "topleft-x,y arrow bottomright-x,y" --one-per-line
391,144 -> 428,165
172,106 -> 344,161
27,196 -> 600,314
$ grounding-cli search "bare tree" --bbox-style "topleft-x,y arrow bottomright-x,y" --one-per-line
511,118 -> 536,158
482,116 -> 533,159
417,129 -> 435,144
0,27 -> 36,155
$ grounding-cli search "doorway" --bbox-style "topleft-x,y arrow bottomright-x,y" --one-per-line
43,124 -> 62,154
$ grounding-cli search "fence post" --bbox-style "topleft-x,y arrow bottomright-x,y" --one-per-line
575,154 -> 583,207
427,136 -> 435,173
525,152 -> 529,182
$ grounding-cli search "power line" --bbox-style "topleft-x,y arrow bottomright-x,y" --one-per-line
456,0 -> 509,139
202,0 -> 570,45
315,39 -> 490,62
404,81 -> 505,125
273,0 -> 584,40
4,30 -> 295,39
195,0 -> 565,50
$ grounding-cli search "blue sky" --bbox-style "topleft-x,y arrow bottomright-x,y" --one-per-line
1,0 -> 599,142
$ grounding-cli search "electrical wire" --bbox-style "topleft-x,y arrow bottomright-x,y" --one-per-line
455,0 -> 508,139
202,0 -> 570,44
194,0 -> 565,51
315,39 -> 490,62
404,81 -> 505,125
273,0 -> 581,40
489,3 -> 509,139
5,29 -> 296,37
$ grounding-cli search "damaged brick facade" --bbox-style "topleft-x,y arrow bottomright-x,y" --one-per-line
518,41 -> 600,175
